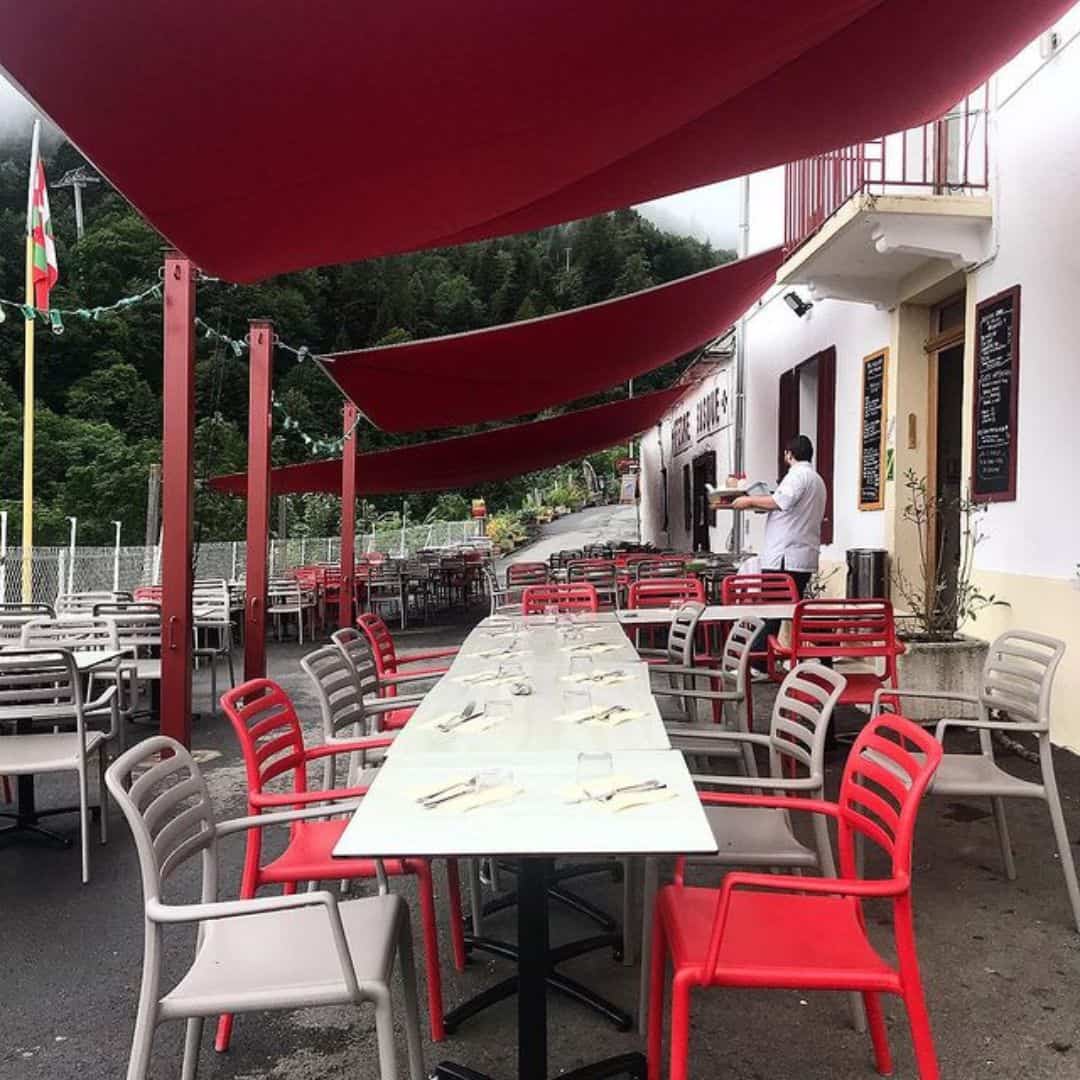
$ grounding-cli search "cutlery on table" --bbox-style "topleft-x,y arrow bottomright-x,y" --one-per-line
415,775 -> 478,804
572,780 -> 667,804
422,779 -> 480,808
437,700 -> 486,732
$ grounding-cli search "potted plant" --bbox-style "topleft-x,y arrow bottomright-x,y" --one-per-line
891,469 -> 1007,719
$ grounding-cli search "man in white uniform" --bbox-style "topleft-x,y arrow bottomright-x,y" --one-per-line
733,434 -> 826,662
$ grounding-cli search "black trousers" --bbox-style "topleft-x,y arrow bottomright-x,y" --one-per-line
753,561 -> 812,668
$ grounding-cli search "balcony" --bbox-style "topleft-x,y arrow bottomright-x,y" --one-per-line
779,87 -> 993,307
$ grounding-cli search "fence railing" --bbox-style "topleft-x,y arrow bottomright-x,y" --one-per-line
784,85 -> 989,254
0,520 -> 482,605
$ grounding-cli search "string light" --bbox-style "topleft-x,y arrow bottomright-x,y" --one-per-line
0,278 -> 358,451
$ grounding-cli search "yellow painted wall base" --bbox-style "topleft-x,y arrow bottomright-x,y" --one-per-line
965,570 -> 1080,755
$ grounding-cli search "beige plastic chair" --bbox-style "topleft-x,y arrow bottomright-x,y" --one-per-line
652,615 -> 764,776
0,649 -> 115,882
872,629 -> 1080,931
193,580 -> 237,713
301,643 -> 422,789
55,591 -> 130,616
105,735 -> 425,1080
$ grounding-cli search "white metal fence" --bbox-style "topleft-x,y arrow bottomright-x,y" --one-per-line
0,520 -> 482,605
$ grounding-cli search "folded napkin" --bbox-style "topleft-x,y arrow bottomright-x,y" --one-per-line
560,670 -> 633,686
559,641 -> 622,655
465,645 -> 525,659
429,784 -> 520,813
555,704 -> 645,727
560,774 -> 678,812
454,669 -> 523,685
422,709 -> 499,734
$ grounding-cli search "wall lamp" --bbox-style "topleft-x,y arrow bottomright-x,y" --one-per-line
783,290 -> 813,318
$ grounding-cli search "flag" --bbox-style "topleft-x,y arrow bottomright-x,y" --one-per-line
29,155 -> 58,311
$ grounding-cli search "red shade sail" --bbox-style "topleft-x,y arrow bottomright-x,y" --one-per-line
0,2 -> 1066,281
210,389 -> 681,497
322,248 -> 781,432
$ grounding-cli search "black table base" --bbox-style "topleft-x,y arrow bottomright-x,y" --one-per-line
433,858 -> 645,1080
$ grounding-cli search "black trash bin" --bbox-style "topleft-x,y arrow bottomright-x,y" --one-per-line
846,548 -> 889,599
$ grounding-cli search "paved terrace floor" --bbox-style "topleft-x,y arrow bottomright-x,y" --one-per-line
4,518 -> 1080,1079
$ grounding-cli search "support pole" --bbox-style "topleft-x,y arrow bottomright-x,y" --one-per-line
339,403 -> 358,630
21,120 -> 41,605
0,510 -> 7,603
244,319 -> 273,682
66,516 -> 76,593
112,521 -> 122,592
160,253 -> 196,746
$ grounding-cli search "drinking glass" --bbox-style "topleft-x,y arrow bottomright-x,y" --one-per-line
576,751 -> 613,788
561,687 -> 591,718
477,767 -> 514,792
568,655 -> 593,681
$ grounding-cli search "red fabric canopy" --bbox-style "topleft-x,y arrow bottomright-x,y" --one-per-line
0,2 -> 1066,281
322,248 -> 780,432
210,388 -> 681,496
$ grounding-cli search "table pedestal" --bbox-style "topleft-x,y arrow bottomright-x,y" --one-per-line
433,858 -> 646,1080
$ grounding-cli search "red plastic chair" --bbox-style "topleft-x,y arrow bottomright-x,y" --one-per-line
720,571 -> 796,660
216,678 -> 463,1049
626,578 -> 705,609
768,598 -> 905,707
648,713 -> 944,1080
356,612 -> 459,697
132,585 -> 162,603
520,583 -> 599,614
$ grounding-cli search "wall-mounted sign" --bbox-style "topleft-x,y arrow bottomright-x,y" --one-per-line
972,285 -> 1020,503
858,348 -> 888,510
694,369 -> 733,440
670,410 -> 692,457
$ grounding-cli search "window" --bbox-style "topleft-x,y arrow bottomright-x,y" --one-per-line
777,346 -> 835,544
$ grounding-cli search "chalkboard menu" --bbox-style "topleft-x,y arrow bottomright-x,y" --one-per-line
858,348 -> 888,510
972,285 -> 1020,502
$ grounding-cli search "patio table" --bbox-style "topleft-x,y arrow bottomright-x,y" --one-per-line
335,614 -> 716,1080
0,648 -> 124,847
615,602 -> 795,625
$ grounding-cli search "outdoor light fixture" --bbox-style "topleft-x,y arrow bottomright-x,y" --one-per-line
783,291 -> 813,318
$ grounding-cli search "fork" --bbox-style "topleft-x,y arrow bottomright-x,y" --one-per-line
571,780 -> 666,805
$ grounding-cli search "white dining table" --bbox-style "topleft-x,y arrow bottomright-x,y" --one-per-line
615,602 -> 796,625
335,612 -> 716,1080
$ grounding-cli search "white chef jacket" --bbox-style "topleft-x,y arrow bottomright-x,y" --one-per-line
760,460 -> 826,573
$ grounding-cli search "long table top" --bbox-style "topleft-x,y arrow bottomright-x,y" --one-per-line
335,613 -> 717,859
616,602 -> 795,625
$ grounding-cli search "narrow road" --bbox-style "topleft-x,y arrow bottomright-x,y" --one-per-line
494,503 -> 639,574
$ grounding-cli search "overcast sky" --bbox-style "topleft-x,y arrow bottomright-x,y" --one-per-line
0,72 -> 740,248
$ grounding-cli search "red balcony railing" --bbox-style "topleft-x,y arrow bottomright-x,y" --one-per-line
784,85 -> 990,255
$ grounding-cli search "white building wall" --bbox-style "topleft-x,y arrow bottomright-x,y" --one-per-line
741,294 -> 892,568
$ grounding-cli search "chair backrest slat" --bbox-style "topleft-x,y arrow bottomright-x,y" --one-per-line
220,679 -> 308,801
665,602 -> 705,665
979,630 -> 1063,730
521,583 -> 599,614
627,578 -> 705,610
505,561 -> 549,588
721,573 -> 799,605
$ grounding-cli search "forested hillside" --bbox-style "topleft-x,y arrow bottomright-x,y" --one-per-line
0,134 -> 729,545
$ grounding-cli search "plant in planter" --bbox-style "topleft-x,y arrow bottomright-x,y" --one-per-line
891,469 -> 1007,719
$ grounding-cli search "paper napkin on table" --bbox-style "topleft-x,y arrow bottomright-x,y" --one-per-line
407,774 -> 477,801
560,670 -> 633,686
559,774 -> 677,812
554,705 -> 644,727
422,710 -> 499,734
429,784 -> 520,813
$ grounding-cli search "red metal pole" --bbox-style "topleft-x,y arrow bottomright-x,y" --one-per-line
160,253 -> 196,746
339,402 -> 358,629
244,319 -> 273,681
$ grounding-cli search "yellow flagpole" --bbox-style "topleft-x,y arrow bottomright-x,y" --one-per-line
21,118 -> 40,603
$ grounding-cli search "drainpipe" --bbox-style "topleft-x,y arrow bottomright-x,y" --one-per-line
732,174 -> 751,557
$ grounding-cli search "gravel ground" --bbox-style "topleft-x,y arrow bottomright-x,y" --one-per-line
3,510 -> 1080,1080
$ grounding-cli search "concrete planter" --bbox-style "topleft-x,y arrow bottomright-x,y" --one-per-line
895,634 -> 988,720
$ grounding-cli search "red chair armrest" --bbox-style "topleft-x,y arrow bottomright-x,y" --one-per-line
398,647 -> 459,664
304,737 -> 395,761
251,786 -> 370,808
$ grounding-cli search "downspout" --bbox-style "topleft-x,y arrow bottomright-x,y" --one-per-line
732,174 -> 751,556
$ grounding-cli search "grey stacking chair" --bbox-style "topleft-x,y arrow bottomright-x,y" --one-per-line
639,662 -> 854,1032
872,629 -> 1080,931
301,644 -> 422,789
105,735 -> 425,1080
192,580 -> 236,714
0,649 -> 115,882
651,615 -> 764,776
21,616 -> 126,742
